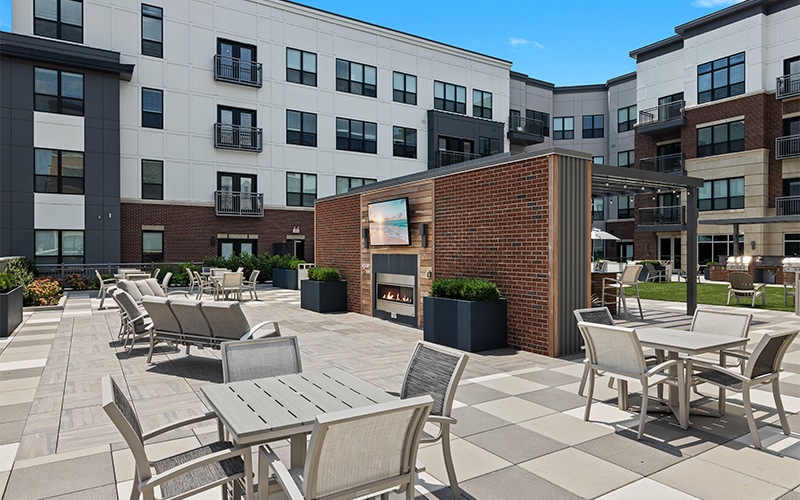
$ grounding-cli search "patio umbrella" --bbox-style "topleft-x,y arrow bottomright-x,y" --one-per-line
591,228 -> 620,241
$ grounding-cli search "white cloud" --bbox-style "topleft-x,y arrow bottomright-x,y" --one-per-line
691,0 -> 744,8
508,38 -> 545,49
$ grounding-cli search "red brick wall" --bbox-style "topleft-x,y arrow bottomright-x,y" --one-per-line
433,156 -> 553,354
120,203 -> 314,262
313,194 -> 363,312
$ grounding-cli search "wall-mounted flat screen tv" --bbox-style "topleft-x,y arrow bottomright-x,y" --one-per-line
368,197 -> 411,246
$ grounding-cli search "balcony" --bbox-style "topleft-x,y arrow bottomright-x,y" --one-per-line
214,123 -> 263,152
214,190 -> 264,217
435,150 -> 481,168
776,73 -> 800,100
638,205 -> 685,228
776,195 -> 800,216
639,153 -> 684,174
776,134 -> 800,160
636,101 -> 686,136
507,115 -> 545,146
213,55 -> 263,87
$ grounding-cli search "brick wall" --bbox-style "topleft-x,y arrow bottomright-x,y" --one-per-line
313,194 -> 362,312
120,203 -> 314,262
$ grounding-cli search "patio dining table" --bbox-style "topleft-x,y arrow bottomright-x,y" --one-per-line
635,327 -> 749,430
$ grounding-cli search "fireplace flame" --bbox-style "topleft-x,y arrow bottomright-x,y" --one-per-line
381,291 -> 413,303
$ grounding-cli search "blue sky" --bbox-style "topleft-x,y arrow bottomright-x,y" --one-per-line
0,0 -> 744,86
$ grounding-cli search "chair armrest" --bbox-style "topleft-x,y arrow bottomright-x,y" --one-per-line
427,415 -> 457,425
602,277 -> 621,286
241,320 -> 281,340
386,390 -> 401,397
141,444 -> 249,490
754,283 -> 766,292
689,359 -> 750,383
260,445 -> 305,500
142,411 -> 218,440
644,358 -> 681,377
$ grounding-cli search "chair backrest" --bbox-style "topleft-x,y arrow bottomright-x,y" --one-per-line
211,268 -> 226,277
152,268 -> 160,279
577,322 -> 648,377
247,270 -> 259,284
730,272 -> 754,291
573,307 -> 615,326
143,278 -> 166,297
116,280 -> 144,303
95,269 -> 105,284
135,279 -> 155,298
644,262 -> 656,274
113,290 -> 148,332
221,336 -> 302,382
222,272 -> 242,287
170,299 -> 212,340
620,264 -> 643,284
141,297 -> 182,335
236,267 -> 244,273
101,375 -> 151,482
201,301 -> 251,340
161,271 -> 173,290
400,342 -> 468,417
744,330 -> 799,380
690,309 -> 751,339
202,267 -> 211,274
128,273 -> 150,281
303,396 -> 433,500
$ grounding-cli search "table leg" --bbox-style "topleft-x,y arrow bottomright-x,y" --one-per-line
617,380 -> 628,410
666,351 -> 690,429
290,434 -> 306,469
681,358 -> 691,430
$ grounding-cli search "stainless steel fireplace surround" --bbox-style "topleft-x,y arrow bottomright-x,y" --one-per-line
375,272 -> 415,317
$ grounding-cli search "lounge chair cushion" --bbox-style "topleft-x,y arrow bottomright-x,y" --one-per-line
202,301 -> 250,340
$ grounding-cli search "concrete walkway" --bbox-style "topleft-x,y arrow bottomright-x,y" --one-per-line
0,288 -> 798,499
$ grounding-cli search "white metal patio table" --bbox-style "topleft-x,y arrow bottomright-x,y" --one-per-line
635,327 -> 749,429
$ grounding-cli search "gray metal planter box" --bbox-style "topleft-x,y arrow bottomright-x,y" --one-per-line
272,269 -> 298,289
300,280 -> 347,313
423,296 -> 507,352
1,286 -> 23,337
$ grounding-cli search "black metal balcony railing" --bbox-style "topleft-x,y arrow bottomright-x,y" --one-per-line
214,123 -> 263,152
776,134 -> 800,160
214,190 -> 264,217
638,205 -> 685,226
508,115 -> 544,136
436,150 -> 482,168
776,73 -> 800,99
776,195 -> 800,216
639,153 -> 684,174
638,100 -> 684,127
213,55 -> 263,87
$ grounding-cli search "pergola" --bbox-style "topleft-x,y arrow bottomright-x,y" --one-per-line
699,215 -> 800,256
591,164 -> 706,316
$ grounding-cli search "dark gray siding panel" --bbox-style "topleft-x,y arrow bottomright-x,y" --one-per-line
427,110 -> 505,170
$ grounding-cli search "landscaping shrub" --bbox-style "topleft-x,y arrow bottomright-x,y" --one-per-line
23,277 -> 62,306
307,267 -> 341,282
272,254 -> 304,270
0,272 -> 17,293
4,259 -> 34,289
66,273 -> 93,290
430,278 -> 501,301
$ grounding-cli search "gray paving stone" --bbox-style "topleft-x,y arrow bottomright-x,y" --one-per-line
46,484 -> 118,499
463,423 -> 568,464
0,367 -> 44,380
517,387 -> 587,412
0,419 -> 25,445
461,465 -> 580,500
0,403 -> 31,424
4,452 -> 114,499
453,383 -> 509,405
517,369 -> 582,387
576,431 -> 688,475
450,406 -> 512,438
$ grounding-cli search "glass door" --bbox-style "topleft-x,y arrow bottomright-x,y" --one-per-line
659,236 -> 681,271
218,173 -> 256,214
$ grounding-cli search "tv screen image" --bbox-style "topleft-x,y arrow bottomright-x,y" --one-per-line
368,198 -> 410,246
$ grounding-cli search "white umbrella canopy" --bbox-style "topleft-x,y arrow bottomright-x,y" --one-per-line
591,228 -> 620,241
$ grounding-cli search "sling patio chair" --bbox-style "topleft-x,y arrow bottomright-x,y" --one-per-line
726,272 -> 766,307
690,309 -> 752,369
160,271 -> 173,294
219,272 -> 243,301
113,290 -> 153,353
94,269 -> 117,310
602,264 -> 644,320
102,375 -> 253,500
644,262 -> 668,283
258,396 -> 433,500
221,336 -> 302,383
141,296 -> 184,363
689,329 -> 799,448
151,267 -> 161,279
202,300 -> 281,342
243,270 -> 260,300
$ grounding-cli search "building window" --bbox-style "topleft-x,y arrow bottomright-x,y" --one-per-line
473,90 -> 492,119
393,72 -> 417,105
142,230 -> 163,262
786,233 -> 800,256
34,0 -> 82,43
141,159 -> 163,200
34,149 -> 83,194
393,126 -> 416,158
617,105 -> 636,132
141,4 -> 163,58
286,172 -> 316,207
217,39 -> 259,85
553,117 -> 574,140
219,239 -> 256,258
617,150 -> 635,167
618,242 -> 634,261
336,118 -> 377,154
142,88 -> 163,129
582,115 -> 604,138
697,120 -> 744,157
592,198 -> 604,221
526,110 -> 550,136
784,178 -> 800,197
336,59 -> 376,97
286,110 -> 317,147
478,137 -> 499,157
34,68 -> 83,116
434,81 -> 466,114
698,177 -> 744,211
286,48 -> 317,86
617,195 -> 634,219
699,234 -> 743,264
336,176 -> 376,194
698,52 -> 744,104
592,156 -> 604,164
35,229 -> 84,264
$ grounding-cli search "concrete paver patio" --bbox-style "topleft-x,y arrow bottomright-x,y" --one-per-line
1,288 -> 799,499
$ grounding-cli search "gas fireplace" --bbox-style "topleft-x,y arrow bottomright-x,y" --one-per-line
375,272 -> 416,317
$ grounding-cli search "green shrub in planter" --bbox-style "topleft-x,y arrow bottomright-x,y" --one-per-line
431,278 -> 500,301
307,267 -> 340,282
301,267 -> 346,313
0,272 -> 16,293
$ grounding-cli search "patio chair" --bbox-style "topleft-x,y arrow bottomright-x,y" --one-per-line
151,267 -> 160,279
690,309 -> 752,369
186,268 -> 200,297
160,271 -> 173,294
602,264 -> 643,320
644,262 -> 668,283
221,336 -> 302,383
236,267 -> 244,273
127,272 -> 151,281
243,270 -> 260,300
577,322 -> 683,439
678,266 -> 702,283
142,278 -> 167,298
394,341 -> 468,499
219,272 -> 243,301
258,396 -> 433,500
101,375 -> 253,500
726,272 -> 766,307
202,300 -> 281,342
141,296 -> 184,363
169,298 -> 214,356
785,280 -> 796,307
690,329 -> 799,448
194,270 -> 217,300
94,269 -> 117,310
113,290 -> 153,353
116,280 -> 145,304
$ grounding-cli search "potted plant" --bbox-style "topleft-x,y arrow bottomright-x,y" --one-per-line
0,271 -> 24,337
301,267 -> 347,313
271,254 -> 304,290
423,278 -> 507,352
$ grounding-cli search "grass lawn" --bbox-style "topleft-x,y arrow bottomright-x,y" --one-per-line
636,282 -> 796,313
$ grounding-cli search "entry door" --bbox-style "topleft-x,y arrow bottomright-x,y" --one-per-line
218,107 -> 256,147
219,239 -> 256,258
659,236 -> 681,271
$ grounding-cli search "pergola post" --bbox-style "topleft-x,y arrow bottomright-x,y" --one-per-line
732,224 -> 740,256
686,186 -> 698,316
